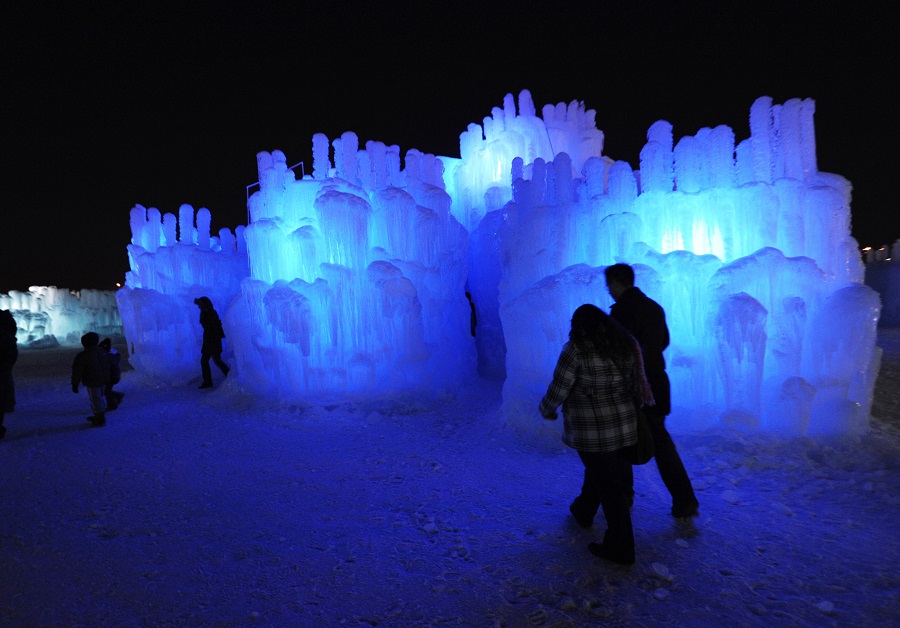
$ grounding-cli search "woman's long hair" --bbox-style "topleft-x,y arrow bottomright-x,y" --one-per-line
569,303 -> 632,359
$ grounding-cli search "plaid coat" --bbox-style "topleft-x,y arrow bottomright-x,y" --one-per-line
539,340 -> 639,453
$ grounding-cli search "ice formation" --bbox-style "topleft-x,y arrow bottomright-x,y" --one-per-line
118,203 -> 247,380
231,140 -> 472,395
116,90 -> 881,435
0,287 -> 122,347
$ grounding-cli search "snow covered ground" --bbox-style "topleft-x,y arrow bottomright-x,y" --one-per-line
1,330 -> 899,626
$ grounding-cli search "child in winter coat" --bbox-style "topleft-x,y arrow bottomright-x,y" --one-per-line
72,332 -> 113,427
99,338 -> 124,409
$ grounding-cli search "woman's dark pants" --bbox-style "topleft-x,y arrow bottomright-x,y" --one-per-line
573,449 -> 635,563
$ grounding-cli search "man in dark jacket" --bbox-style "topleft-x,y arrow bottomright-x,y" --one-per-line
605,264 -> 700,519
72,332 -> 113,427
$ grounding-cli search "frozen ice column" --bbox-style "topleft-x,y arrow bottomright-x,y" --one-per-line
233,133 -> 474,396
118,203 -> 246,382
444,89 -> 603,233
453,92 -> 880,436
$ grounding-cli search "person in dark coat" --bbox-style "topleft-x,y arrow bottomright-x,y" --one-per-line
0,310 -> 18,439
99,338 -> 124,409
194,296 -> 229,389
539,304 -> 655,565
605,263 -> 700,519
72,332 -> 113,427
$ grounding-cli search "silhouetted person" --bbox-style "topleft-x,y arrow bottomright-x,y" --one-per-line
539,304 -> 655,565
605,263 -> 700,519
72,332 -> 113,427
0,310 -> 18,439
99,338 -> 124,409
195,296 -> 229,389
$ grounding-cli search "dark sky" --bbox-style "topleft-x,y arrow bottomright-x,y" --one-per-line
2,1 -> 895,292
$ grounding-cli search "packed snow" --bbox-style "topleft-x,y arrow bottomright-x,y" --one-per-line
0,329 -> 898,626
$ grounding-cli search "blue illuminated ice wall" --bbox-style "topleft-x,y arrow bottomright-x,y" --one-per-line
1,287 -> 122,346
232,140 -> 474,395
119,204 -> 247,381
117,90 -> 881,435
460,91 -> 879,435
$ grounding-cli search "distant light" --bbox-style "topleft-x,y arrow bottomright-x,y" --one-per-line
115,282 -> 122,288
862,246 -> 872,252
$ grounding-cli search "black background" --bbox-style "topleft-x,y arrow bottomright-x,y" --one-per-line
2,1 -> 894,291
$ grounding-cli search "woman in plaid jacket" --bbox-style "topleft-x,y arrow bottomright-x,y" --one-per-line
539,304 -> 653,565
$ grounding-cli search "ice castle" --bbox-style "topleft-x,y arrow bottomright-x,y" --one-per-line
117,90 -> 881,436
0,287 -> 122,347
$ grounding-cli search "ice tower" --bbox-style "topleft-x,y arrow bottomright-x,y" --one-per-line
230,139 -> 474,396
117,204 -> 247,381
462,91 -> 879,436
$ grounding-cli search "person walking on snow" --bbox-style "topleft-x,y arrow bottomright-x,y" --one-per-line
72,332 -> 113,427
539,304 -> 655,565
195,296 -> 229,389
604,263 -> 700,519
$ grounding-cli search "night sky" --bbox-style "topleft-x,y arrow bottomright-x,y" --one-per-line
2,1 -> 895,292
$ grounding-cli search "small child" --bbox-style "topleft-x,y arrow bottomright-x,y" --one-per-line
99,338 -> 124,409
72,332 -> 113,427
